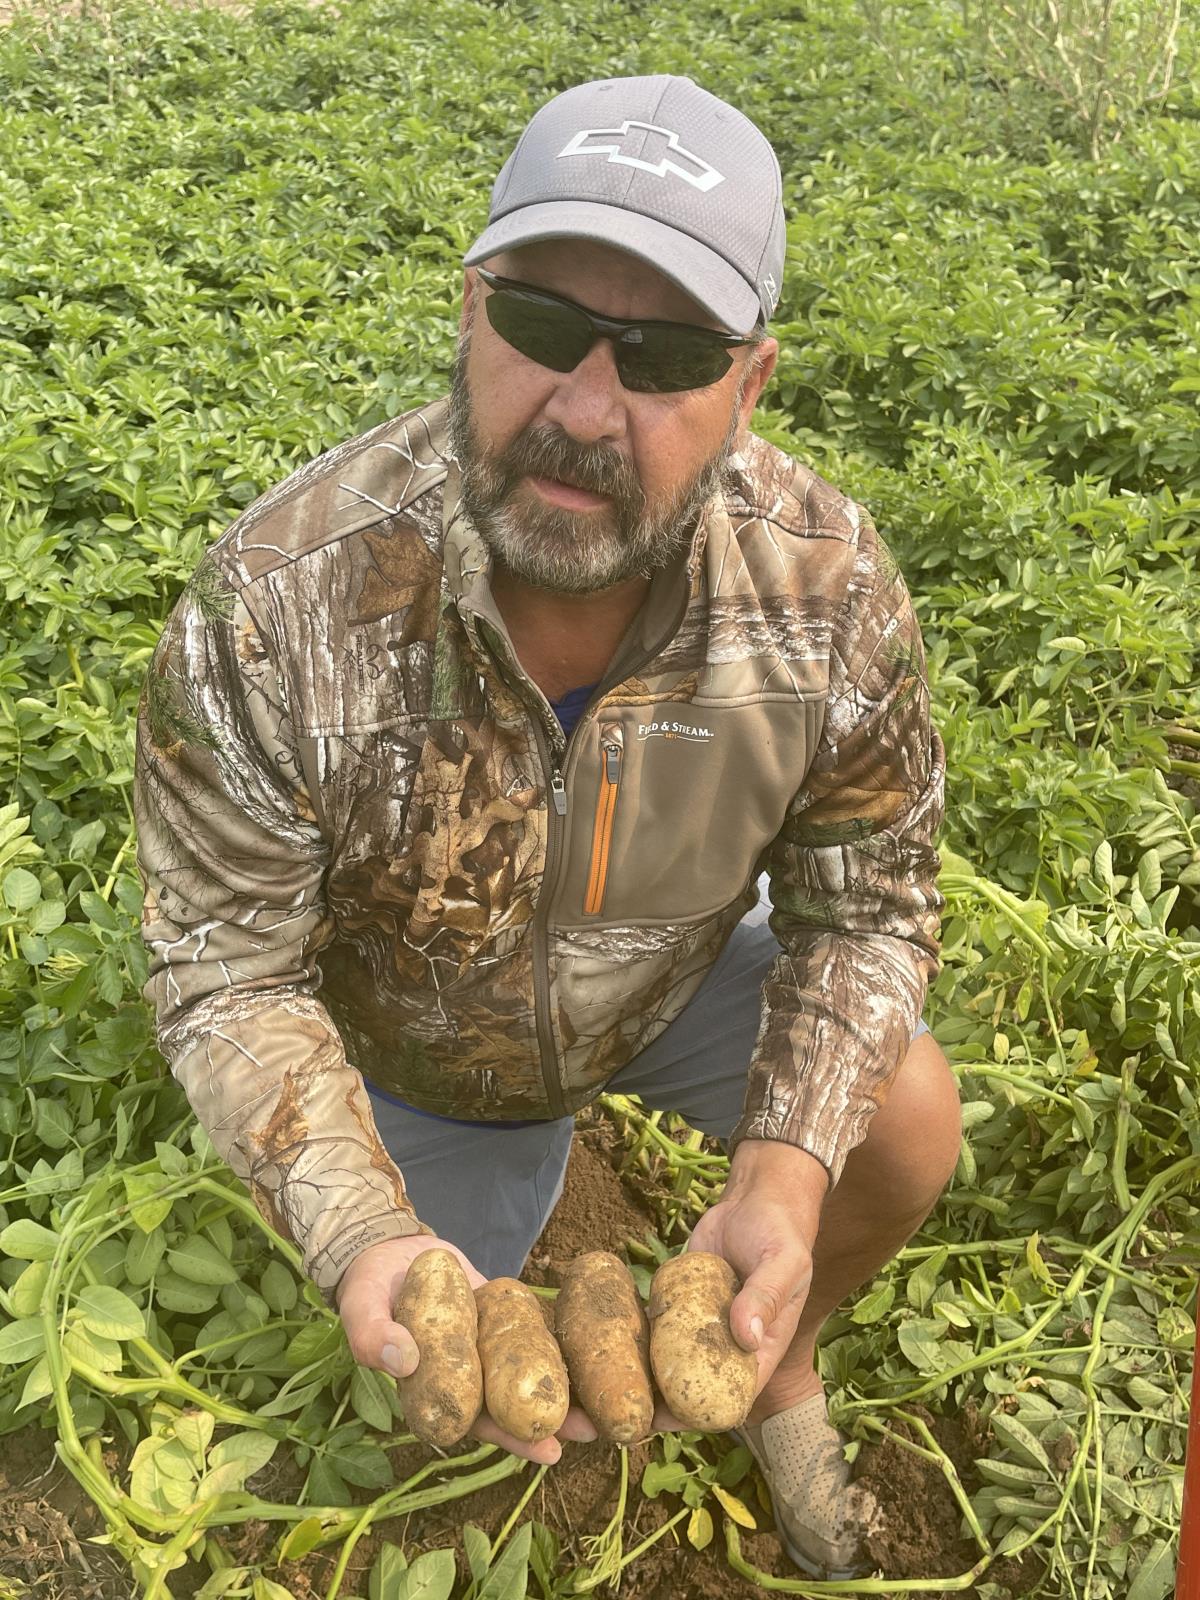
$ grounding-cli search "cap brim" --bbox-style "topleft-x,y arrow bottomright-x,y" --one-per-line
463,200 -> 762,334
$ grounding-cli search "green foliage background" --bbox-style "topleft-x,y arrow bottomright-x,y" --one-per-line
0,1 -> 1196,1596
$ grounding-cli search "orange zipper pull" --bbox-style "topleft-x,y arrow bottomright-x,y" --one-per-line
584,736 -> 623,916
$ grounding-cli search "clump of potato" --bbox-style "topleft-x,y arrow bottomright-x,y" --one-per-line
555,1250 -> 655,1444
393,1248 -> 484,1448
393,1247 -> 755,1453
648,1251 -> 757,1431
475,1277 -> 570,1443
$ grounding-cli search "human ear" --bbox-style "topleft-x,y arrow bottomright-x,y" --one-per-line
733,336 -> 778,436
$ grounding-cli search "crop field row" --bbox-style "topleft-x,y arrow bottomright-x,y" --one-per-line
0,1 -> 1197,1597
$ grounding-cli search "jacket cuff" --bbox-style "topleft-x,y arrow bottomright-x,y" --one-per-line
727,1112 -> 840,1188
729,981 -> 925,1190
310,1208 -> 434,1311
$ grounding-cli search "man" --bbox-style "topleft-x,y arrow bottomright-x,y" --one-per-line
134,75 -> 962,1580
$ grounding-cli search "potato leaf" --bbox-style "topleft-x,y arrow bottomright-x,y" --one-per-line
0,1318 -> 47,1365
687,1505 -> 713,1550
167,1238 -> 239,1287
0,1220 -> 60,1261
478,1524 -> 532,1600
1126,1539 -> 1177,1600
711,1485 -> 756,1529
76,1285 -> 146,1341
276,1516 -> 326,1563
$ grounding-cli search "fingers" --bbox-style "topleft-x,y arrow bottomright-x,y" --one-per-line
754,1345 -> 779,1396
557,1403 -> 598,1445
471,1409 -> 564,1466
651,1399 -> 686,1433
685,1210 -> 718,1255
470,1402 -> 597,1463
729,1287 -> 768,1352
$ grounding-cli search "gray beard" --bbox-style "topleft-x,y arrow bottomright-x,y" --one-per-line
447,333 -> 745,595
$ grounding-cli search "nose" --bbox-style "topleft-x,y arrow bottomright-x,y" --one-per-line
539,336 -> 628,447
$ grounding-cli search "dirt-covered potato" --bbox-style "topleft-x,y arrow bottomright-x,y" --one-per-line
475,1277 -> 570,1443
393,1248 -> 483,1448
648,1251 -> 756,1431
555,1250 -> 654,1444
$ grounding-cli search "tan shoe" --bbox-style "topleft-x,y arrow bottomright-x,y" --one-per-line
735,1393 -> 882,1580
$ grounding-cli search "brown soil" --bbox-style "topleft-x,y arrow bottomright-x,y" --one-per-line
521,1106 -> 659,1287
859,1405 -> 1044,1597
0,1426 -> 135,1599
0,1114 -> 1044,1597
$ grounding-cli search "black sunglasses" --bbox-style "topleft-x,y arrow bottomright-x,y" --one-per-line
475,268 -> 753,395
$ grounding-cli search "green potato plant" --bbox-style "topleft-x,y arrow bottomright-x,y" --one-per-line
0,1 -> 1195,1597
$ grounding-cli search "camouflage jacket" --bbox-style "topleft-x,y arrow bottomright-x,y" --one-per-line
134,397 -> 946,1305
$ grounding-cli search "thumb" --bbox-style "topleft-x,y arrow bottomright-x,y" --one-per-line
377,1318 -> 421,1381
729,1252 -> 810,1352
338,1268 -> 421,1380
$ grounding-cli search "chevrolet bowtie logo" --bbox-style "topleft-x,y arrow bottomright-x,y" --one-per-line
558,121 -> 725,192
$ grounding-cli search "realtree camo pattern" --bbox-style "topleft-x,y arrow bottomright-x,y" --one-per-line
134,397 -> 945,1304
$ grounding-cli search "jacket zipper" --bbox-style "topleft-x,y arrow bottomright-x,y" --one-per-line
524,588 -> 691,1114
529,714 -> 569,1117
460,577 -> 693,1121
584,724 -> 623,917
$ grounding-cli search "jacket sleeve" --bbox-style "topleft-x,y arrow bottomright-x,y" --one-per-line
729,510 -> 946,1187
134,556 -> 431,1306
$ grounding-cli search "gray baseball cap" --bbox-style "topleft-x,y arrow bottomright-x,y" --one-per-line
463,76 -> 785,334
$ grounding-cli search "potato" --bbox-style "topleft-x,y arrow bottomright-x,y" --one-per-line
555,1251 -> 655,1444
475,1277 -> 570,1443
393,1248 -> 483,1448
648,1251 -> 756,1431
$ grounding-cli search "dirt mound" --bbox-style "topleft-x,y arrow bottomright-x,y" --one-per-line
522,1108 -> 659,1287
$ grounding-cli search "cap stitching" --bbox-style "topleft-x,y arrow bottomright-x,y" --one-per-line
750,153 -> 784,319
614,75 -> 672,209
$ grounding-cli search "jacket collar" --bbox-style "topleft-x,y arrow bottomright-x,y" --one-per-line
440,445 -> 729,657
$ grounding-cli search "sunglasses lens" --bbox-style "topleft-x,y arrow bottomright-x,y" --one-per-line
484,290 -> 591,374
616,327 -> 734,394
482,279 -> 738,393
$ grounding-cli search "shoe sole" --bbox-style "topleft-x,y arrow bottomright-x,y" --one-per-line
731,1424 -> 872,1584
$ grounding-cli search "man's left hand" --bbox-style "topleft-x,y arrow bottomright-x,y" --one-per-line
650,1139 -> 828,1427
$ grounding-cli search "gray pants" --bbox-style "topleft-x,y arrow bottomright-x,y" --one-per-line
365,908 -> 930,1278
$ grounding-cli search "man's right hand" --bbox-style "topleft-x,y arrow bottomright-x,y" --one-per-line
334,1236 -> 597,1465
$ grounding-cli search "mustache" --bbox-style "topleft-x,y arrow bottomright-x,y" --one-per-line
493,425 -> 644,510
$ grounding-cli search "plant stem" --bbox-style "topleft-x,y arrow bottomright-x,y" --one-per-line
99,822 -> 137,902
321,1499 -> 379,1600
141,1506 -> 207,1600
949,1060 -> 1077,1110
487,1461 -> 546,1567
724,1520 -> 992,1591
862,1409 -> 991,1554
614,1505 -> 690,1573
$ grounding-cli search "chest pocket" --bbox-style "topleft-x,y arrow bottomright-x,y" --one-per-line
558,701 -> 822,926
